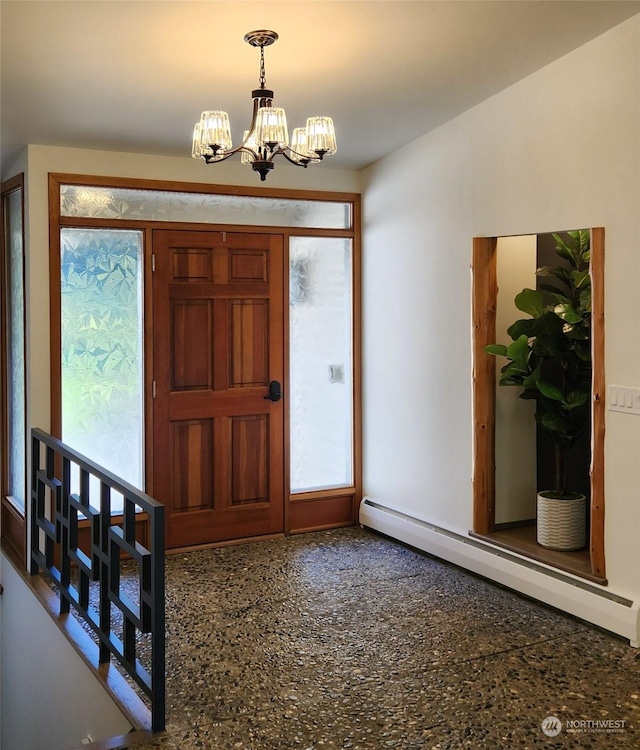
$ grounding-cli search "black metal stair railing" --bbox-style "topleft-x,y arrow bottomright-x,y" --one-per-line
29,428 -> 165,733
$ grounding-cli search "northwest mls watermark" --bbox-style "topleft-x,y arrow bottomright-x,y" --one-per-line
541,715 -> 627,736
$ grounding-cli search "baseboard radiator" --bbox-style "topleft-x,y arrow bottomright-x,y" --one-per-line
360,497 -> 640,647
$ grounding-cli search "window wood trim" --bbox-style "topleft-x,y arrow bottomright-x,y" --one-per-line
1,173 -> 27,563
472,229 -> 605,582
49,171 -> 359,204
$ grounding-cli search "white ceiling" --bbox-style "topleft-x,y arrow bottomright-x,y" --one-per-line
2,1 -> 639,171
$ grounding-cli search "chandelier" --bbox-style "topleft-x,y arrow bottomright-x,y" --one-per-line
191,30 -> 337,181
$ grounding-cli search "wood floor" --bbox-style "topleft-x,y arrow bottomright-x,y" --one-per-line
470,524 -> 606,585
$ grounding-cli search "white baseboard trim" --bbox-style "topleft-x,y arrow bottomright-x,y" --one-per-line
360,498 -> 640,647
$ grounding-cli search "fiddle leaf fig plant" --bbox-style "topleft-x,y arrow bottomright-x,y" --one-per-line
484,230 -> 592,496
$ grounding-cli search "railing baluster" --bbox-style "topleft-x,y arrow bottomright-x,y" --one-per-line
80,468 -> 89,509
124,494 -> 135,544
60,456 -> 71,614
28,428 -> 165,733
150,501 -> 166,734
30,433 -> 41,576
99,481 -> 111,665
124,617 -> 136,666
46,444 -> 54,481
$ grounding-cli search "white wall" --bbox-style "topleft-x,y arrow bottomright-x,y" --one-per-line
1,150 -> 28,183
362,16 -> 640,600
494,235 -> 537,524
0,553 -> 132,749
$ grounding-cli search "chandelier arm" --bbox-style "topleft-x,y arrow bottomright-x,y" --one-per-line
242,101 -> 261,146
276,148 -> 311,168
239,146 -> 262,160
284,145 -> 321,164
203,136 -> 262,164
203,146 -> 246,165
202,94 -> 264,161
202,110 -> 270,165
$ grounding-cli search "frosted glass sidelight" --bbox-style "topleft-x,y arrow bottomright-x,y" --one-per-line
60,184 -> 351,229
5,189 -> 26,511
60,228 -> 144,504
289,237 -> 353,492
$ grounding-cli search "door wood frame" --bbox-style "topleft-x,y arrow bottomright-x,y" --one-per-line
471,229 -> 605,581
48,173 -> 362,545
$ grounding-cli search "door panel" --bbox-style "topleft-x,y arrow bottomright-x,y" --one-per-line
152,229 -> 284,548
171,300 -> 212,389
171,419 -> 214,511
230,300 -> 269,386
231,415 -> 268,505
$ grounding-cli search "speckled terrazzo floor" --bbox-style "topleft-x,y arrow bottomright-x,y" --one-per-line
125,527 -> 640,749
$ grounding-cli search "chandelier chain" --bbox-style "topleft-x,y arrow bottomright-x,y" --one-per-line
259,46 -> 266,89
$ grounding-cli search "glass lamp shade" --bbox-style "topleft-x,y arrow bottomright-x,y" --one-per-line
290,127 -> 315,162
306,116 -> 337,155
191,122 -> 208,159
255,107 -> 289,148
240,130 -> 258,165
198,110 -> 232,157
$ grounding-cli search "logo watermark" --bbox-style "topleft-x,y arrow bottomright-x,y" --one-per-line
541,715 -> 627,736
566,719 -> 626,735
541,716 -> 562,737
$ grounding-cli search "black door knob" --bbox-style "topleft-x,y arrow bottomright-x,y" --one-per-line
263,380 -> 282,402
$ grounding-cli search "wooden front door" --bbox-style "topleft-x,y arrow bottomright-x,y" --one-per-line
151,229 -> 285,548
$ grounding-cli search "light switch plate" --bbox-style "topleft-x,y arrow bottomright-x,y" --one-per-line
608,385 -> 640,415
